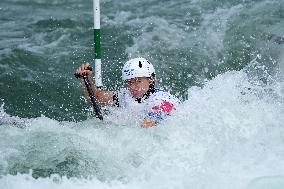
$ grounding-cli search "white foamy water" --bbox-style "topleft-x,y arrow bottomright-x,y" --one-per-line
1,0 -> 284,188
1,68 -> 283,189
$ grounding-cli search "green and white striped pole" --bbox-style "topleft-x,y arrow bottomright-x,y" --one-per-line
93,0 -> 102,87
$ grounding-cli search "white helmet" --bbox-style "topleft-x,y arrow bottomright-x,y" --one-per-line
122,58 -> 155,81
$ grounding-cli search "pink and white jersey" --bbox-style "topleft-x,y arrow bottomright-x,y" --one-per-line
115,88 -> 180,122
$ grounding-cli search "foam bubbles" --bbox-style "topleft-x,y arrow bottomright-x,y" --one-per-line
1,69 -> 283,189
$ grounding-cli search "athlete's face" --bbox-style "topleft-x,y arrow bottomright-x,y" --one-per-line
126,77 -> 151,98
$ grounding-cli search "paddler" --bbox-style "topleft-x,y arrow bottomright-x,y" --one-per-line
75,58 -> 179,128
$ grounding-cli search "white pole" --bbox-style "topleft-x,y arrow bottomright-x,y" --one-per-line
93,0 -> 102,87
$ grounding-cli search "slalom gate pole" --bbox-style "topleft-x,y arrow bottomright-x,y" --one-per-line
93,0 -> 103,87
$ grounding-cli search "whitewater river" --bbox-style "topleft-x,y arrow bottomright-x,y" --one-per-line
0,0 -> 284,188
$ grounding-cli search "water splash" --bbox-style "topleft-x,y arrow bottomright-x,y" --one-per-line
1,69 -> 283,189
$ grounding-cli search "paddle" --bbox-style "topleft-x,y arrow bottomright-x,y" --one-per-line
75,68 -> 103,120
73,0 -> 103,120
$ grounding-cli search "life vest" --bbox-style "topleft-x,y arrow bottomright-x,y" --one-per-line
113,88 -> 180,122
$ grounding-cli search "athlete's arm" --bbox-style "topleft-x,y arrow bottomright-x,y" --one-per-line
76,63 -> 114,105
140,118 -> 157,128
142,96 -> 178,128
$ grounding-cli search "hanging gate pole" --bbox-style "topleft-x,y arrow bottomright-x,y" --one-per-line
93,0 -> 103,87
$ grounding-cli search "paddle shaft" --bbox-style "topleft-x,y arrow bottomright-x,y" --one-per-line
82,74 -> 103,120
75,70 -> 103,120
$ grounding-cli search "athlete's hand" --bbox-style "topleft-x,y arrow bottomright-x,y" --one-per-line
75,63 -> 93,77
140,118 -> 157,128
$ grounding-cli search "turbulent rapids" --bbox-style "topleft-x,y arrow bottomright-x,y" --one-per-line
1,69 -> 284,189
0,0 -> 284,188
